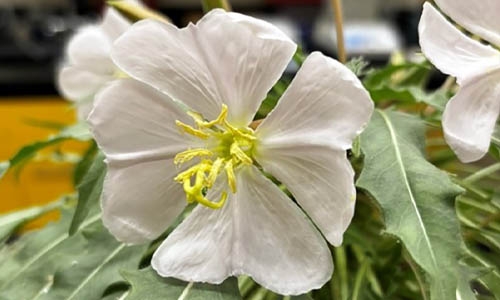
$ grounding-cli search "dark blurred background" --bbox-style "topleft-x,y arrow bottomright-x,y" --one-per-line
0,0 -> 423,96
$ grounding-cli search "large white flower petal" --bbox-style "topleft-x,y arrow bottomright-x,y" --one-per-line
88,79 -> 199,163
57,66 -> 112,103
112,9 -> 296,126
255,145 -> 355,246
419,3 -> 500,85
256,51 -> 373,150
102,159 -> 186,244
66,26 -> 115,74
442,70 -> 500,163
434,0 -> 500,47
152,165 -> 332,295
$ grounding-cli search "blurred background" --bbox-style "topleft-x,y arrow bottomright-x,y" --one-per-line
0,0 -> 424,216
0,0 -> 424,96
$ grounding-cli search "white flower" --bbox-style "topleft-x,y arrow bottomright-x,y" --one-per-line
419,1 -> 500,162
57,6 -> 131,120
88,9 -> 373,295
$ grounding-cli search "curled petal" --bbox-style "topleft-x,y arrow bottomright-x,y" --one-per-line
434,0 -> 500,47
419,3 -> 500,85
442,70 -> 500,162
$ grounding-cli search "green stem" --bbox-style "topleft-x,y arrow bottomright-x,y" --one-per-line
351,259 -> 370,300
453,178 -> 490,200
464,162 -> 500,184
334,246 -> 349,300
201,0 -> 231,12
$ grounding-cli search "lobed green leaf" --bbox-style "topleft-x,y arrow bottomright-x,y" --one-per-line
357,110 -> 465,299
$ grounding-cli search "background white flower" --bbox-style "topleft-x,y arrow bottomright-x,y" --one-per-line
57,6 -> 131,120
419,1 -> 500,162
89,9 -> 373,295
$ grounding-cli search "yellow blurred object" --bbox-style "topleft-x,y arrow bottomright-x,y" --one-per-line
0,97 -> 88,229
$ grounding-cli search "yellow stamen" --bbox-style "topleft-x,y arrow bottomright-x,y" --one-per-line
174,149 -> 213,165
225,160 -> 237,193
175,120 -> 210,139
207,158 -> 224,188
230,142 -> 252,165
173,104 -> 255,209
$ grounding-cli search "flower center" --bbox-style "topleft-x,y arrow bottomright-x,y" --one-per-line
173,104 -> 256,209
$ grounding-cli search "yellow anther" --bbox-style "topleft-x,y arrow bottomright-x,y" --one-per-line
225,160 -> 237,193
207,157 -> 224,188
181,167 -> 227,209
200,104 -> 228,128
230,142 -> 252,165
186,111 -> 205,127
174,148 -> 213,165
176,120 -> 210,139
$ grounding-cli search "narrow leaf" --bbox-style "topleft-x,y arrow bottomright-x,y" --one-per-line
0,122 -> 92,180
0,197 -> 67,244
70,151 -> 106,235
73,142 -> 98,186
123,267 -> 241,300
357,110 -> 465,300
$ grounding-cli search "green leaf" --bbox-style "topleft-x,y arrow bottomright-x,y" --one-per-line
357,110 -> 465,300
0,197 -> 67,244
70,151 -> 106,235
73,142 -> 98,187
368,86 -> 448,111
0,122 -> 92,180
123,267 -> 241,300
0,210 -> 147,300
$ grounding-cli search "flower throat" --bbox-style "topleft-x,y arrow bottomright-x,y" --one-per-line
174,104 -> 256,209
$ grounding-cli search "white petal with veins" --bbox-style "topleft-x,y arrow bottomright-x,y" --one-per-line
112,9 -> 296,126
152,166 -> 332,295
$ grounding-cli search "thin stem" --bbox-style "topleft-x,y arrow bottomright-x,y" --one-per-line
464,162 -> 500,184
201,0 -> 231,12
351,259 -> 370,300
334,246 -> 349,300
439,76 -> 456,92
331,0 -> 346,63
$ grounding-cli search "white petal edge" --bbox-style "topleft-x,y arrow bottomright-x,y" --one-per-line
434,0 -> 500,47
152,165 -> 333,295
442,70 -> 500,163
88,79 -> 199,163
66,25 -> 115,74
255,145 -> 356,246
419,3 -> 500,85
100,6 -> 132,41
111,9 -> 296,126
102,159 -> 186,244
57,65 -> 112,103
256,51 -> 374,151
